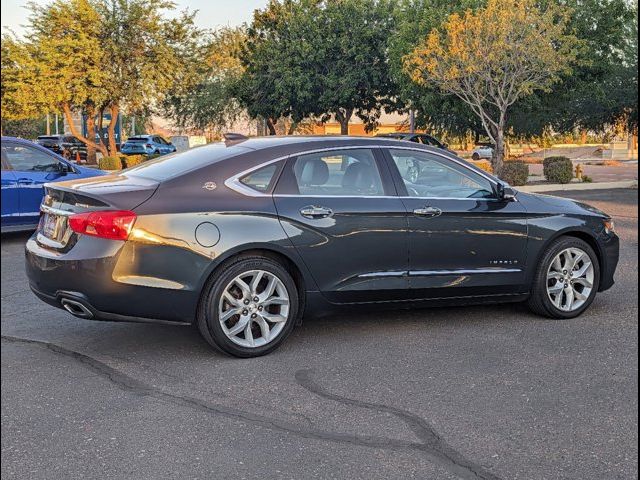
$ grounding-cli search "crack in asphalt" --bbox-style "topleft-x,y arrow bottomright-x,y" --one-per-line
2,335 -> 501,480
296,369 -> 501,480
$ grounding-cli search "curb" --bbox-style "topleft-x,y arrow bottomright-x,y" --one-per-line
518,180 -> 638,193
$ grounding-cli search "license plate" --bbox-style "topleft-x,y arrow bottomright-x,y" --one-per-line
42,213 -> 58,238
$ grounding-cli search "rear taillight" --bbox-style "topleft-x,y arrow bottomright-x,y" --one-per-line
146,143 -> 153,148
68,210 -> 137,241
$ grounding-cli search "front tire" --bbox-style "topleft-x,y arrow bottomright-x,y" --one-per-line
527,237 -> 600,319
197,255 -> 299,357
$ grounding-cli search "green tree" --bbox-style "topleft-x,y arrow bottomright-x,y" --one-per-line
235,0 -> 311,135
237,0 -> 395,135
1,0 -> 200,159
388,0 -> 485,138
509,0 -> 638,138
163,27 -> 247,134
406,0 -> 578,172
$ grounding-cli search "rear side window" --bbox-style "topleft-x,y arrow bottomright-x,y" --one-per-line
283,149 -> 384,196
240,163 -> 280,193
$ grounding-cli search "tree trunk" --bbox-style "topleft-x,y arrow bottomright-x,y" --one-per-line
491,113 -> 507,176
266,117 -> 277,135
107,104 -> 119,156
62,102 -> 108,157
85,111 -> 97,165
493,132 -> 506,175
287,120 -> 298,135
335,109 -> 353,135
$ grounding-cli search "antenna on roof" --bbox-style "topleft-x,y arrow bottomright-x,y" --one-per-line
223,133 -> 249,143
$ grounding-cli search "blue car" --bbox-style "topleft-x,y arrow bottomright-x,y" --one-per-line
1,136 -> 106,232
120,134 -> 176,156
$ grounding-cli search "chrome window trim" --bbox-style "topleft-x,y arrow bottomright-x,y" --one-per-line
224,144 -> 500,198
224,156 -> 291,197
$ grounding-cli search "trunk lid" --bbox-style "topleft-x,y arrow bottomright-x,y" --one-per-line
37,173 -> 159,251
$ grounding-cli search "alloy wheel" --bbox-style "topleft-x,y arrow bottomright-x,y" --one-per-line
546,247 -> 595,312
218,270 -> 290,348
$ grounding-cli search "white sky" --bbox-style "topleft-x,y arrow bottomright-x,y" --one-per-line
1,0 -> 270,36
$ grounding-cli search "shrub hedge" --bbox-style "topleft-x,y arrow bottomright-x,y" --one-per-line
473,159 -> 493,174
98,156 -> 122,171
499,161 -> 529,186
543,156 -> 573,184
124,154 -> 145,168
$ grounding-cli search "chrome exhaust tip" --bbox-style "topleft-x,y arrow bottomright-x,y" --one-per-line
60,298 -> 94,319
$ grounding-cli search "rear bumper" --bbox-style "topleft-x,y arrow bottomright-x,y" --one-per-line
25,235 -> 200,324
29,285 -> 190,325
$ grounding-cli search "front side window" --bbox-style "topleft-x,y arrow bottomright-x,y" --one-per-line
1,143 -> 61,172
288,149 -> 384,196
389,149 -> 494,199
240,163 -> 280,192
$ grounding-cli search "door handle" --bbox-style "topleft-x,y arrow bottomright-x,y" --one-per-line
300,206 -> 333,219
17,178 -> 35,185
413,206 -> 442,217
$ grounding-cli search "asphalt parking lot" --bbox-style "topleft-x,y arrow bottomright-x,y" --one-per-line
2,189 -> 638,480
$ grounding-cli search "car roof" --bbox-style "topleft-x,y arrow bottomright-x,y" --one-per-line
226,135 -> 424,150
376,133 -> 411,138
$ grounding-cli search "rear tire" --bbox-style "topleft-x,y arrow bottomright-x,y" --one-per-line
197,255 -> 299,357
527,237 -> 600,319
472,153 -> 480,161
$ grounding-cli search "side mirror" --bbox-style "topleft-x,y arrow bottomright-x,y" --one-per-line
57,162 -> 72,175
496,183 -> 517,201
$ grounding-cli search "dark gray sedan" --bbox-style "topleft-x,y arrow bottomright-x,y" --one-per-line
25,136 -> 619,357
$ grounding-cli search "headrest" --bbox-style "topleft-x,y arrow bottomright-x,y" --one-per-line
342,162 -> 376,191
298,158 -> 329,186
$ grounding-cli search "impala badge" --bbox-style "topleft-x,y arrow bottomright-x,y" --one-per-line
202,182 -> 217,191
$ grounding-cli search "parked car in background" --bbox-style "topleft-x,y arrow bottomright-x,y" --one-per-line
36,135 -> 88,162
120,135 -> 176,156
376,132 -> 454,153
25,136 -> 619,357
472,144 -> 494,160
1,136 -> 105,232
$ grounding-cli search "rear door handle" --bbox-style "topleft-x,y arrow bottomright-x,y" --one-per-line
17,178 -> 35,185
413,206 -> 442,217
300,206 -> 333,219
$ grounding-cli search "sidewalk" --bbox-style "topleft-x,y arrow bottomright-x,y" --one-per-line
527,163 -> 638,183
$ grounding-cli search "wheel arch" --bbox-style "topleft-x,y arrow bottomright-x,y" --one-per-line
196,244 -> 312,325
531,227 -> 605,286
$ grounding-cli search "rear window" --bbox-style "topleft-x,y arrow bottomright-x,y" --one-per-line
127,137 -> 149,142
124,143 -> 248,181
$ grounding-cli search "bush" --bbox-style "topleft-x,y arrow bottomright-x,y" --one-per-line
582,175 -> 593,183
543,156 -> 573,184
144,153 -> 162,161
473,159 -> 493,174
124,154 -> 145,168
499,161 -> 529,186
98,156 -> 122,171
